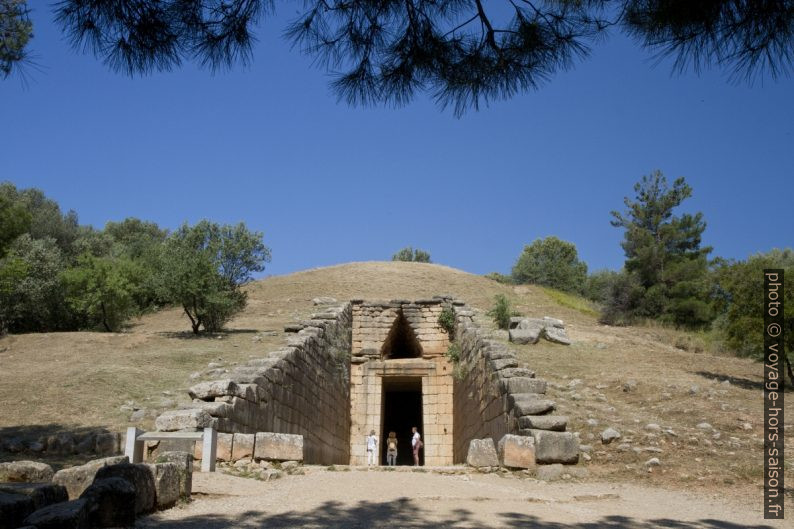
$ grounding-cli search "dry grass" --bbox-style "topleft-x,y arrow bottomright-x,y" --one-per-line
1,261 -> 791,501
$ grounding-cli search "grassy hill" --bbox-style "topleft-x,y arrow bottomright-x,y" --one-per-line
0,261 -> 790,498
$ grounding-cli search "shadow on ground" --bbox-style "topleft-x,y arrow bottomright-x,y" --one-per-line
694,371 -> 792,392
0,423 -> 116,469
141,498 -> 780,528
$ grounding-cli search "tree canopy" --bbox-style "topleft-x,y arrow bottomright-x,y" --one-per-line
512,236 -> 588,293
607,170 -> 713,327
3,1 -> 792,112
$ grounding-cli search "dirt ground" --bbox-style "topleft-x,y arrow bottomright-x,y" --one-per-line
139,468 -> 792,528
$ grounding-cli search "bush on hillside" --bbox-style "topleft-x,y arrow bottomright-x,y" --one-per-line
511,236 -> 587,294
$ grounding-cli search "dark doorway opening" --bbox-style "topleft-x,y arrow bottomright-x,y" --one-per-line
381,377 -> 424,466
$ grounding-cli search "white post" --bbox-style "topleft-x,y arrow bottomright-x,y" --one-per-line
201,427 -> 217,472
125,427 -> 144,463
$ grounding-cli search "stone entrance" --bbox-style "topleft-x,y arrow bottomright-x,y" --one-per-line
349,300 -> 454,466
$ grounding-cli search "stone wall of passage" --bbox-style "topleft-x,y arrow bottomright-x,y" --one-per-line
155,303 -> 353,465
452,305 -> 577,465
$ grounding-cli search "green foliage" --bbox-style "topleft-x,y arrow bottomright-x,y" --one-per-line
0,191 -> 31,256
0,235 -> 69,333
608,171 -> 712,328
711,249 -> 793,362
392,247 -> 431,263
445,342 -> 461,363
540,286 -> 600,318
484,272 -> 513,284
0,255 -> 27,333
583,269 -> 622,304
0,182 -> 80,257
155,221 -> 271,334
438,307 -> 455,337
487,294 -> 520,330
511,236 -> 587,294
62,254 -> 142,332
0,0 -> 32,79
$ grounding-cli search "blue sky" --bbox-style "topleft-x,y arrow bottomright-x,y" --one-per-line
2,5 -> 792,277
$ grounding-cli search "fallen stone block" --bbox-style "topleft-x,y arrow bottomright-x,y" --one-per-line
465,439 -> 499,468
155,409 -> 216,431
509,394 -> 555,416
23,498 -> 90,529
517,415 -> 568,432
146,463 -> 180,510
0,491 -> 35,529
154,451 -> 193,500
0,483 -> 68,511
542,326 -> 571,345
52,456 -> 129,500
94,463 -> 156,515
0,460 -> 54,483
529,430 -> 580,464
79,477 -> 135,528
543,316 -> 565,328
535,463 -> 565,481
254,433 -> 303,462
232,433 -> 255,461
508,327 -> 541,345
497,435 -> 536,469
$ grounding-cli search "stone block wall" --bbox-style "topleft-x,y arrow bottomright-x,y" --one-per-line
349,299 -> 453,465
452,305 -> 577,465
156,303 -> 353,465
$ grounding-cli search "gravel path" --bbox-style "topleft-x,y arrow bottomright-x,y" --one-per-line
139,468 -> 790,528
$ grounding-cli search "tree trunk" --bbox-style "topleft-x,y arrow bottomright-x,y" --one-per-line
786,355 -> 794,388
183,305 -> 199,334
100,302 -> 111,332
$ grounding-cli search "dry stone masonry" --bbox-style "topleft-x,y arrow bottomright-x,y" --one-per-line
152,295 -> 580,469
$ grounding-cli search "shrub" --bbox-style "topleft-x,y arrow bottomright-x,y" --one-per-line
438,307 -> 455,337
445,342 -> 461,363
392,247 -> 431,262
487,294 -> 520,330
511,236 -> 587,293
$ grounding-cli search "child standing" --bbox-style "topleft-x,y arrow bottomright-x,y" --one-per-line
366,430 -> 378,468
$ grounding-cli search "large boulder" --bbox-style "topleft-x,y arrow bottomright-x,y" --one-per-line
0,460 -> 54,483
497,435 -> 536,469
508,327 -> 541,345
94,463 -> 156,515
23,499 -> 91,529
529,430 -> 580,464
53,456 -> 129,499
154,452 -> 193,500
542,326 -> 571,345
254,433 -> 303,462
0,483 -> 68,511
155,409 -> 215,431
146,463 -> 180,509
465,439 -> 499,468
79,477 -> 135,528
0,491 -> 35,529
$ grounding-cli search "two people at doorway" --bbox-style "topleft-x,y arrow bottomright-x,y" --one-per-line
366,427 -> 423,467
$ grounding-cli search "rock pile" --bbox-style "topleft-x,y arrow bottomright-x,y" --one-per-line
508,317 -> 572,345
0,452 -> 192,529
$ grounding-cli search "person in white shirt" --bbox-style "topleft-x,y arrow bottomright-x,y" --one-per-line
366,430 -> 378,467
411,426 -> 423,466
